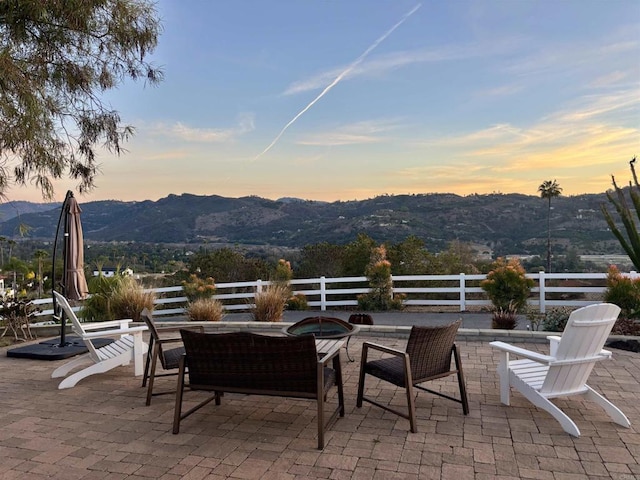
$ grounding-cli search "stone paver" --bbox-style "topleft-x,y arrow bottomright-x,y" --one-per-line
1,333 -> 638,479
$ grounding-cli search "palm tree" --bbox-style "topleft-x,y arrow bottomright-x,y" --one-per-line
538,180 -> 563,272
33,250 -> 49,298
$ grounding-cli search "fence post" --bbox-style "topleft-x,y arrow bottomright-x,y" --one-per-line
459,273 -> 466,312
320,276 -> 327,311
538,271 -> 546,314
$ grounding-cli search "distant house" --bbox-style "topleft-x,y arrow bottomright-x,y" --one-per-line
92,267 -> 134,277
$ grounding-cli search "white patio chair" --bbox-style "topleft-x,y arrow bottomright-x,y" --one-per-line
490,303 -> 630,437
51,291 -> 148,389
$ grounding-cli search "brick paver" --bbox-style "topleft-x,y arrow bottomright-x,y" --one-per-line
1,334 -> 638,479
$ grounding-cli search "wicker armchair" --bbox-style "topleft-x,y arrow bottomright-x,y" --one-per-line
141,308 -> 203,405
173,330 -> 344,449
356,320 -> 469,432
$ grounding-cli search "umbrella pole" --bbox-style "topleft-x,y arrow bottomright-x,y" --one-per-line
52,190 -> 73,347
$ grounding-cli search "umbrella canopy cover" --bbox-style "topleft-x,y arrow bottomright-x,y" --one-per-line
64,195 -> 89,301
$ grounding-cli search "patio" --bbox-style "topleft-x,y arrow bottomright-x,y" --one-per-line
1,333 -> 639,479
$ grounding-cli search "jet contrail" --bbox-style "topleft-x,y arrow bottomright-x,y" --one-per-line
255,3 -> 421,160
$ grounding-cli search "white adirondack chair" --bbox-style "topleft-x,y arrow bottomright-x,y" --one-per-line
51,291 -> 148,389
490,303 -> 630,437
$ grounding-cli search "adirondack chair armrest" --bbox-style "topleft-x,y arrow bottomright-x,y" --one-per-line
82,319 -> 133,330
81,325 -> 147,340
547,335 -> 561,356
490,341 -> 553,364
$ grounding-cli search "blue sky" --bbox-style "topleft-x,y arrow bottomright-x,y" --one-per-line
16,0 -> 640,203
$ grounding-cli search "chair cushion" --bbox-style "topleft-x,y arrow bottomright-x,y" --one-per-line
364,357 -> 406,387
323,367 -> 336,394
162,346 -> 186,370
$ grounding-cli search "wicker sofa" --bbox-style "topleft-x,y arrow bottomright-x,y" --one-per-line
173,330 -> 345,449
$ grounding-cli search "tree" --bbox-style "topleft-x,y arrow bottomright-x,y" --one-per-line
386,235 -> 432,275
32,249 -> 48,297
342,233 -> 376,276
601,157 -> 640,270
296,242 -> 345,278
538,180 -> 563,272
0,0 -> 162,199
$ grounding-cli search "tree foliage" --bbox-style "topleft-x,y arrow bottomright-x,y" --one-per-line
601,157 -> 640,270
0,0 -> 162,199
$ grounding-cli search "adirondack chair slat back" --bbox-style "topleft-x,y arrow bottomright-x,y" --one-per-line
53,291 -> 100,363
541,303 -> 620,395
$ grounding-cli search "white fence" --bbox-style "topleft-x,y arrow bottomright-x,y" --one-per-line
32,271 -> 637,319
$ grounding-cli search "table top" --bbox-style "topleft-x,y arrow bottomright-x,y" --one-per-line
315,338 -> 345,358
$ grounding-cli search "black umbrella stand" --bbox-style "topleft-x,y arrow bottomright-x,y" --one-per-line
7,191 -> 110,360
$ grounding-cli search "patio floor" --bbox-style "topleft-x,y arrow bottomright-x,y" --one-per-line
1,334 -> 639,479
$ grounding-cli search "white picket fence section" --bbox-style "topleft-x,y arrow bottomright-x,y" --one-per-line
31,271 -> 639,319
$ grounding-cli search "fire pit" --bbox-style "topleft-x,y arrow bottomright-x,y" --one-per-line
283,316 -> 359,339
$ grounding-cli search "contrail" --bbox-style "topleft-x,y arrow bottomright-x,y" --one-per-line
255,3 -> 421,160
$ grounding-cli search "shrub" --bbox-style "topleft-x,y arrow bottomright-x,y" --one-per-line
182,274 -> 216,302
286,293 -> 308,311
110,279 -> 155,322
357,245 -> 404,311
491,304 -> 518,330
82,274 -> 154,322
481,257 -> 533,311
541,307 -> 572,332
611,316 -> 640,336
81,272 -> 128,321
604,265 -> 640,318
524,305 -> 545,331
273,258 -> 293,283
251,283 -> 289,322
187,298 -> 224,321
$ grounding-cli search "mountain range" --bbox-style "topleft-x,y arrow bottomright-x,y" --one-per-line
0,191 -> 625,256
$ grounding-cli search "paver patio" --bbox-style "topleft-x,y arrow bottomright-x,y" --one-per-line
1,333 -> 638,479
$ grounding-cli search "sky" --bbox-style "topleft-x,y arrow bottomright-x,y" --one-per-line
11,0 -> 640,204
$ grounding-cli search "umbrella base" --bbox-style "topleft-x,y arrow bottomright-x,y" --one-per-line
6,336 -> 114,360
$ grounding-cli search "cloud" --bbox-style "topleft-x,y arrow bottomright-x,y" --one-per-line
146,113 -> 255,143
255,4 -> 421,160
297,119 -> 403,146
284,39 -> 520,96
401,85 -> 639,195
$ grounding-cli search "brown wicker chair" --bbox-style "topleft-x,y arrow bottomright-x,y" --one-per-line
356,320 -> 469,432
173,330 -> 344,449
141,308 -> 203,405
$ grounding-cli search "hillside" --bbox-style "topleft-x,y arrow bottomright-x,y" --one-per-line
0,192 -> 625,256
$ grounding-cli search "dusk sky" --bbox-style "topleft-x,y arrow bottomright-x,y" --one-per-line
11,0 -> 640,204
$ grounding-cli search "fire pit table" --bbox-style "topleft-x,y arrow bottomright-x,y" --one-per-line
283,316 -> 360,361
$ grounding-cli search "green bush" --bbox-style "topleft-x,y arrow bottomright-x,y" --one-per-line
481,257 -> 534,311
182,274 -> 216,302
541,307 -> 572,332
604,266 -> 640,318
357,245 -> 404,311
286,293 -> 308,311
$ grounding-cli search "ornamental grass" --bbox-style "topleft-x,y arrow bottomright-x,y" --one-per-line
251,283 -> 290,322
187,298 -> 224,321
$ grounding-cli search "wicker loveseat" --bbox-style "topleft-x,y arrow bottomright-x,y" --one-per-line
173,330 -> 345,449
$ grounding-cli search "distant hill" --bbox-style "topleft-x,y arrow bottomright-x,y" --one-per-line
0,200 -> 60,223
0,192 -> 626,256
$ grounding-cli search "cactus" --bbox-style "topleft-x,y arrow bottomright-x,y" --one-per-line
601,157 -> 640,270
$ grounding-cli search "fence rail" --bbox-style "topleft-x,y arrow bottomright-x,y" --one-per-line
31,271 -> 638,320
